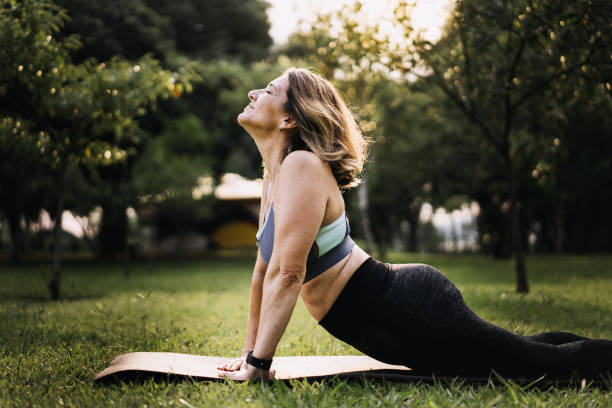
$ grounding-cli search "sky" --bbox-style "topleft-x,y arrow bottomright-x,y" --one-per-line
266,0 -> 453,45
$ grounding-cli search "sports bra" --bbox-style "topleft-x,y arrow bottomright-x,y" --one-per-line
255,203 -> 355,283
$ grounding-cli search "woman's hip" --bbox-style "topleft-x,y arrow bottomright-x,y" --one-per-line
318,258 -> 467,354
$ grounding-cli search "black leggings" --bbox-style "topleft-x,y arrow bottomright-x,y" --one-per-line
318,257 -> 612,380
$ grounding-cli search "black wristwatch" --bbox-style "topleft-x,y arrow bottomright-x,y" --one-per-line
246,349 -> 273,370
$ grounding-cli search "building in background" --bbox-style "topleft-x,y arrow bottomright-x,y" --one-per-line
195,173 -> 263,250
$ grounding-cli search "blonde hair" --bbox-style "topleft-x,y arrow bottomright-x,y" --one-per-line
280,67 -> 370,189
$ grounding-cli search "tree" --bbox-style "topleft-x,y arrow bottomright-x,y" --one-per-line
0,118 -> 52,263
54,0 -> 174,63
523,76 -> 612,253
143,0 -> 272,62
52,0 -> 275,257
405,0 -> 612,292
56,0 -> 273,64
281,0 -> 612,283
173,59 -> 294,182
0,0 -> 198,299
132,114 -> 213,260
368,85 -> 447,254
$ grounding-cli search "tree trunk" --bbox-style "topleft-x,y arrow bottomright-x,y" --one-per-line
24,217 -> 31,254
98,200 -> 127,260
450,216 -> 459,253
7,209 -> 23,265
377,241 -> 387,260
555,201 -> 564,253
509,171 -> 529,293
357,179 -> 376,255
49,171 -> 65,300
407,218 -> 419,252
372,222 -> 388,260
502,91 -> 528,291
122,163 -> 132,279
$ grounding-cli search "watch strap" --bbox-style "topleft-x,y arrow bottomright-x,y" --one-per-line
246,349 -> 272,370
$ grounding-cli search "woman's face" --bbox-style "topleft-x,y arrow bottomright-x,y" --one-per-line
237,75 -> 293,134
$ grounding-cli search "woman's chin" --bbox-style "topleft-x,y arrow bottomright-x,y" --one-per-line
237,114 -> 256,134
237,111 -> 249,125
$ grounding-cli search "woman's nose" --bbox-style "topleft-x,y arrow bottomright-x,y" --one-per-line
248,90 -> 257,101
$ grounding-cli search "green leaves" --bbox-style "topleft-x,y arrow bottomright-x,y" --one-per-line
0,0 -> 201,169
132,114 -> 212,199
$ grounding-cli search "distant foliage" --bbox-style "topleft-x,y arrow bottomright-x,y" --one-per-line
55,0 -> 273,63
281,0 -> 612,289
0,0 -> 199,297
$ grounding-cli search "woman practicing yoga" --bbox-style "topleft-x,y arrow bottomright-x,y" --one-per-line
217,68 -> 612,381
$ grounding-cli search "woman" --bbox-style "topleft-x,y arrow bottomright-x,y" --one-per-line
217,68 -> 612,382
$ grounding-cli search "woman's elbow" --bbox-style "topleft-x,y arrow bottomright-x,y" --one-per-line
277,264 -> 305,288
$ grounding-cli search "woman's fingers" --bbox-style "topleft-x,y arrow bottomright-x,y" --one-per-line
218,363 -> 238,371
231,359 -> 245,371
217,367 -> 276,381
217,357 -> 244,371
218,369 -> 247,381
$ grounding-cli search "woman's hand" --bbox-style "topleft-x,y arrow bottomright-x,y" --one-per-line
217,355 -> 247,372
218,364 -> 276,381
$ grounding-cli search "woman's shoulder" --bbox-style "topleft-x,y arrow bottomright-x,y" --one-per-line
278,150 -> 343,222
281,150 -> 328,174
277,151 -> 335,201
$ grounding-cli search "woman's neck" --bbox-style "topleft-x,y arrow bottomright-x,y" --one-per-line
255,133 -> 286,183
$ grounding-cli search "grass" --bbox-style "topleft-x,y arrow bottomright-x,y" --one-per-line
1,252 -> 611,407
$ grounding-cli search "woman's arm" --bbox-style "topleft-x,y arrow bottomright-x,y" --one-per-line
242,252 -> 266,354
220,152 -> 328,380
242,174 -> 273,354
218,176 -> 270,372
218,252 -> 267,372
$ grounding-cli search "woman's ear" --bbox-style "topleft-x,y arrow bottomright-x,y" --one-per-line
280,115 -> 297,131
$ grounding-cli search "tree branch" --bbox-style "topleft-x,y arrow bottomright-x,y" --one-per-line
459,25 -> 474,97
511,57 -> 594,110
507,38 -> 526,85
503,36 -> 526,142
426,64 -> 504,156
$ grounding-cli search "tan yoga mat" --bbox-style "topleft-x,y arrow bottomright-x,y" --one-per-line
95,352 -> 412,381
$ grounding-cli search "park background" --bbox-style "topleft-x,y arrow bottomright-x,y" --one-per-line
1,0 -> 612,406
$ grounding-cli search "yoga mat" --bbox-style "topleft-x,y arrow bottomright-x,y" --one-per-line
95,352 -> 412,381
95,353 -> 594,387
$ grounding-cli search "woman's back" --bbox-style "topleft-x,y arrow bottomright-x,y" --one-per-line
260,151 -> 370,321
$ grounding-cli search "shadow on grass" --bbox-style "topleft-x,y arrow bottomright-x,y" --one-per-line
3,255 -> 611,302
0,285 -> 112,303
0,293 -> 105,303
0,258 -> 255,302
93,369 -> 612,390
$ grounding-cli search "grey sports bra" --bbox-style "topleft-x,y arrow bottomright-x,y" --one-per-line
255,203 -> 355,283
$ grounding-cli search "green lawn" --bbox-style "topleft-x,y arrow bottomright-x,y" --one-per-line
1,252 -> 611,407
